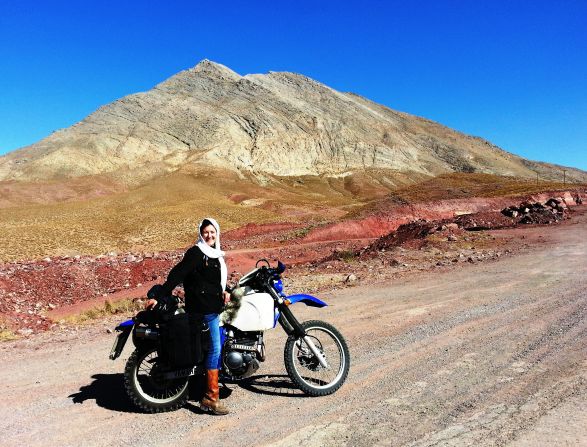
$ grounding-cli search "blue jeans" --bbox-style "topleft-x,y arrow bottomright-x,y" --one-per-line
203,313 -> 221,370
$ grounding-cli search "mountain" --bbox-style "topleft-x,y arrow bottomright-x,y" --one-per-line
2,59 -> 585,186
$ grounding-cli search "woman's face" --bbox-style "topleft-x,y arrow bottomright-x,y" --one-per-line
201,224 -> 217,247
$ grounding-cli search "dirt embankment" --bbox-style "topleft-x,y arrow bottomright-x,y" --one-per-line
301,190 -> 585,243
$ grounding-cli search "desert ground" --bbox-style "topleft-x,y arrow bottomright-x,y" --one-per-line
1,205 -> 585,446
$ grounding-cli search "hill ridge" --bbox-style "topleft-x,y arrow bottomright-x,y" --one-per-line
1,59 -> 585,184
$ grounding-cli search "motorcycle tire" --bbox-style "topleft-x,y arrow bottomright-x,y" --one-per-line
124,347 -> 189,413
284,320 -> 350,396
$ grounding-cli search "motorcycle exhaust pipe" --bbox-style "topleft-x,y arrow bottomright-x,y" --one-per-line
134,326 -> 159,340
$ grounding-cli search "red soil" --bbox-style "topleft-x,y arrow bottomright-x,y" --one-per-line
1,190 -> 585,335
224,222 -> 302,240
301,192 -> 586,243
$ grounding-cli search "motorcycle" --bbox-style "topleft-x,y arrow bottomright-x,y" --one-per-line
109,259 -> 350,413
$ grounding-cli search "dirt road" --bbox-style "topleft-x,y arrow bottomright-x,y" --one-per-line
1,211 -> 586,446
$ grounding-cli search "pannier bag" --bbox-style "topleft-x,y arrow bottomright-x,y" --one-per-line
160,312 -> 206,368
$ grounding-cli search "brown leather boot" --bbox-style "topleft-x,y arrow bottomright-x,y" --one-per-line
200,369 -> 229,415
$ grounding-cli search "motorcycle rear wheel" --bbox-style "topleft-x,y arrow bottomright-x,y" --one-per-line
284,320 -> 350,396
124,347 -> 189,413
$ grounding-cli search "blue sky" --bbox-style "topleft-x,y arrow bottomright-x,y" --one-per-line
1,0 -> 586,171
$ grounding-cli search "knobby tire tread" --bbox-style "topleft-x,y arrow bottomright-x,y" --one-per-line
284,320 -> 350,397
124,348 -> 189,413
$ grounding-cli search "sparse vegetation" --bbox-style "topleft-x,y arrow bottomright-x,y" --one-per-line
280,224 -> 316,241
337,250 -> 358,263
62,298 -> 144,325
387,173 -> 583,202
0,328 -> 17,341
0,318 -> 17,341
0,171 -> 584,262
0,170 -> 397,262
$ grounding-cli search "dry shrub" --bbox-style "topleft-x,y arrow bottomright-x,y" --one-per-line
64,298 -> 144,325
0,317 -> 17,341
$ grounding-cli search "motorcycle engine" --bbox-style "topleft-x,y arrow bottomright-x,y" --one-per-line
223,333 -> 264,379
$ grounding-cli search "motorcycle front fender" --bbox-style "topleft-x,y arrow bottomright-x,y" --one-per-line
286,294 -> 328,308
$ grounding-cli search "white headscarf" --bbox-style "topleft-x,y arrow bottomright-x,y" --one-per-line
196,217 -> 227,291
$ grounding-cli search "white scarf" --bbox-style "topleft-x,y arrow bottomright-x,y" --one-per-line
196,217 -> 227,291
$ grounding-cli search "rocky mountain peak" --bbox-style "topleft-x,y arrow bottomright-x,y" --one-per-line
155,59 -> 241,93
1,60 -> 585,185
191,59 -> 241,79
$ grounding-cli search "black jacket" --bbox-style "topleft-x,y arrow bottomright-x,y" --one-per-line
160,246 -> 224,314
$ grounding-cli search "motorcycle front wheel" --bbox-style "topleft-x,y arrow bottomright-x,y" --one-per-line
124,347 -> 189,413
284,320 -> 350,396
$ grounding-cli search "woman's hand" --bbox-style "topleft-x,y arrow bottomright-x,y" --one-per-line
223,291 -> 231,304
145,299 -> 158,310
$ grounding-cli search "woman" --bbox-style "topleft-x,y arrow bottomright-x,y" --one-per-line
145,217 -> 230,415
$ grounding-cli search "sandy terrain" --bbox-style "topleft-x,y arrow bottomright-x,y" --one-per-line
1,207 -> 585,446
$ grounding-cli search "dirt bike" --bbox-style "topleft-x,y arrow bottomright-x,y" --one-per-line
109,259 -> 350,413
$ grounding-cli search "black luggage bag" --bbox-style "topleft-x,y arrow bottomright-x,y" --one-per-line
160,312 -> 207,368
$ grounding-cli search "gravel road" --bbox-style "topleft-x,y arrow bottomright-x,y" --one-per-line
1,210 -> 586,447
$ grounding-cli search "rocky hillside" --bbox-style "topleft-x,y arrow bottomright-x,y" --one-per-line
2,60 -> 585,185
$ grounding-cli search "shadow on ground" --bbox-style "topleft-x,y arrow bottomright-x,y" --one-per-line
68,373 -> 207,413
236,374 -> 306,397
68,373 -> 136,412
